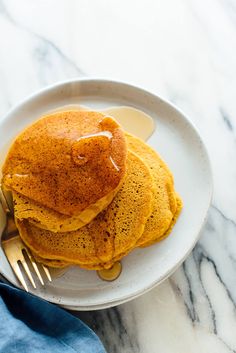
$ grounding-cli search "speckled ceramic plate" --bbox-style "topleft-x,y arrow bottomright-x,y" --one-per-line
0,79 -> 213,310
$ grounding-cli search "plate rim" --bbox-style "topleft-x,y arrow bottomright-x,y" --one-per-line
0,78 -> 213,310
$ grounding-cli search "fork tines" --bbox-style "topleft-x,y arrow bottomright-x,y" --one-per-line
0,184 -> 51,291
3,236 -> 52,291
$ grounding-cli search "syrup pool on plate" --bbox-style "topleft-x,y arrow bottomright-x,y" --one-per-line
97,262 -> 122,282
102,106 -> 155,141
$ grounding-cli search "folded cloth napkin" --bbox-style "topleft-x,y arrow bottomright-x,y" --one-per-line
0,282 -> 106,353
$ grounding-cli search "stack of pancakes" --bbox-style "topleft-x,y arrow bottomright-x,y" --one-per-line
2,111 -> 182,270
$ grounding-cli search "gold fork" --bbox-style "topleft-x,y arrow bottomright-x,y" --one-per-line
0,187 -> 51,291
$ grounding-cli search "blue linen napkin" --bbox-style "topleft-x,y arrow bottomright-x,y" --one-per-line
0,282 -> 106,353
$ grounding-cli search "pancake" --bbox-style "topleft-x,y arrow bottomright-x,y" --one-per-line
2,111 -> 127,217
140,195 -> 182,247
32,252 -> 71,269
31,251 -> 103,270
126,133 -> 182,246
82,135 -> 182,264
12,182 -> 121,232
16,151 -> 154,269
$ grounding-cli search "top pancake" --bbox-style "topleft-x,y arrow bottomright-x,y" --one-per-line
2,111 -> 127,216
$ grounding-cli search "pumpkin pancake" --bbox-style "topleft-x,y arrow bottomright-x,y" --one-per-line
32,252 -> 71,269
31,251 -> 103,270
140,195 -> 182,247
24,193 -> 182,270
126,133 -> 182,246
12,183 -> 121,233
2,111 -> 127,219
16,151 -> 153,269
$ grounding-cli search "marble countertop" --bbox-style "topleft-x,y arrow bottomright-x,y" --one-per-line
0,0 -> 235,352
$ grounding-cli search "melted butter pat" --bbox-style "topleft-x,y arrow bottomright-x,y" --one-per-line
102,106 -> 155,141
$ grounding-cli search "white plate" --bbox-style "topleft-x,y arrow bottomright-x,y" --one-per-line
0,79 -> 213,310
